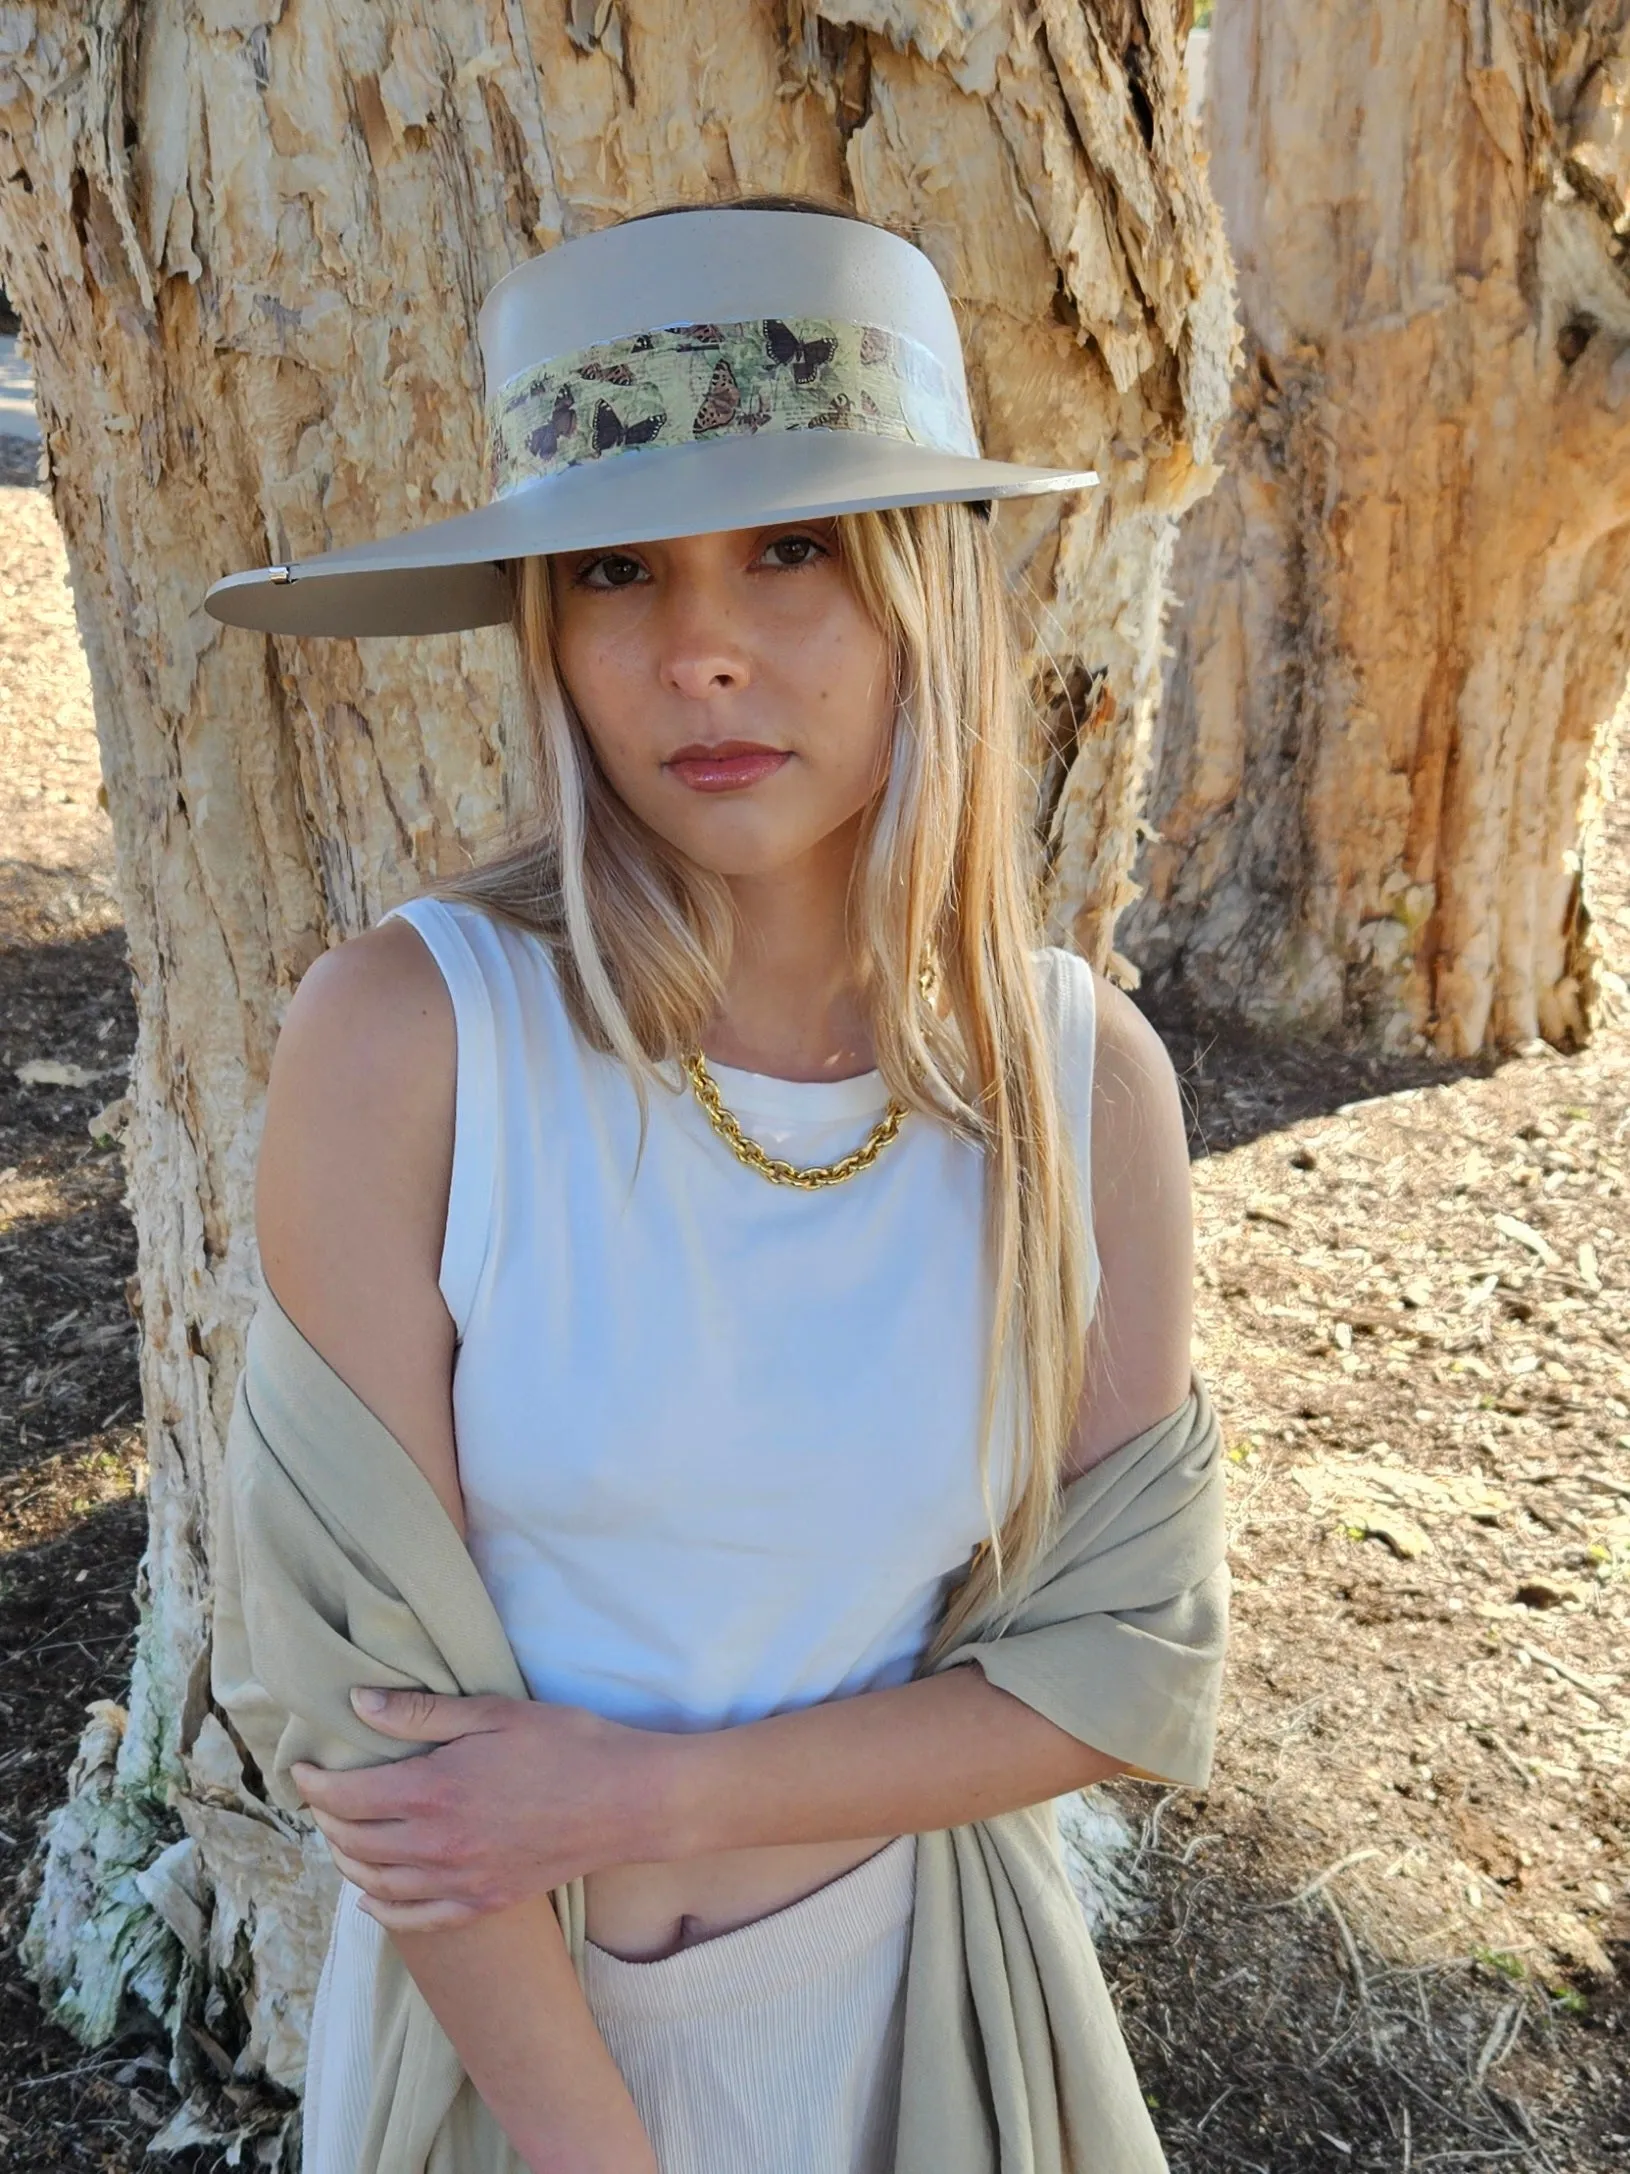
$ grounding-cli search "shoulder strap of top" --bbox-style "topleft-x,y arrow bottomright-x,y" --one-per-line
377,896 -> 501,1341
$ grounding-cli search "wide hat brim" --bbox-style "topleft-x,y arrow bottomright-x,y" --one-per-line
204,430 -> 1098,639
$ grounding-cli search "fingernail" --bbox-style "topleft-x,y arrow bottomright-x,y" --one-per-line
351,1687 -> 387,1715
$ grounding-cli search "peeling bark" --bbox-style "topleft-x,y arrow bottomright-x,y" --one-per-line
1126,0 -> 1630,1056
0,0 -> 1231,2137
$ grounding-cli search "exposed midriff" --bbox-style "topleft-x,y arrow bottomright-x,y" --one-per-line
583,1834 -> 896,1962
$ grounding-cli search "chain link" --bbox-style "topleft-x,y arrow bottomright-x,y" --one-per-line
683,962 -> 935,1190
681,1051 -> 907,1190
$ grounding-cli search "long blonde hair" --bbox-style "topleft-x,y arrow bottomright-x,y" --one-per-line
423,495 -> 1090,1658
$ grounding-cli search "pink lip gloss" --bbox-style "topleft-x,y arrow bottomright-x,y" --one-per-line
666,750 -> 791,792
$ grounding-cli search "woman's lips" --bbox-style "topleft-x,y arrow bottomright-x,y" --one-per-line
664,744 -> 791,793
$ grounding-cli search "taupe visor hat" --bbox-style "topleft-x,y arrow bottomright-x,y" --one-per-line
203,207 -> 1100,639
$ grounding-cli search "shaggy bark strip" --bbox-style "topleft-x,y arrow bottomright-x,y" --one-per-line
0,0 -> 1233,2139
1126,0 -> 1630,1059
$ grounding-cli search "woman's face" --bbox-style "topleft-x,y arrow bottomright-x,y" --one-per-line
548,521 -> 896,881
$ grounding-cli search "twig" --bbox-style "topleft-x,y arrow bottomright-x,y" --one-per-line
1234,1443 -> 1284,1519
1250,1844 -> 1383,1913
1412,2151 -> 1533,2166
1194,2084 -> 1237,2137
1472,2000 -> 1523,2090
1170,1871 -> 1222,1951
1480,1731 -> 1536,1788
3,1631 -> 134,1661
1132,1787 -> 1183,1875
1517,1644 -> 1609,1707
1322,1886 -> 1371,2009
18,2055 -> 129,2091
1123,2007 -> 1175,2059
1293,1845 -> 1382,1905
1179,1830 -> 1224,1866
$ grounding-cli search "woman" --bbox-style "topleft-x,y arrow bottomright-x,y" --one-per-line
205,197 -> 1215,2174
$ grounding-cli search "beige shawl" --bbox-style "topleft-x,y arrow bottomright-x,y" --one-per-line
212,1285 -> 1229,2173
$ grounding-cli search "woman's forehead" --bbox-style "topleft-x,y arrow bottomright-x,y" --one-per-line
549,518 -> 843,559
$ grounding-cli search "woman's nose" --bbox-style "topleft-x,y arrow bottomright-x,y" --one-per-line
657,586 -> 753,699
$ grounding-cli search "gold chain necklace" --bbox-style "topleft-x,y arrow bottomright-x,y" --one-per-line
685,963 -> 934,1190
681,1049 -> 908,1191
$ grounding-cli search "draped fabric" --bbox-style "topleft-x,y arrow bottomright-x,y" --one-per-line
211,1283 -> 1229,2173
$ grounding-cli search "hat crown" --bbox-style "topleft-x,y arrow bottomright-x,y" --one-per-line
477,208 -> 971,412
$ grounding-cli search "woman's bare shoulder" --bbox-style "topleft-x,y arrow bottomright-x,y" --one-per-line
254,917 -> 465,1528
1067,972 -> 1195,1472
1086,971 -> 1185,1148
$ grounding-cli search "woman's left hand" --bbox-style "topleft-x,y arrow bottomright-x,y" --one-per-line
289,1687 -> 678,1933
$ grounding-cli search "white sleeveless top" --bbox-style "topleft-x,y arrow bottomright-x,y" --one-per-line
380,896 -> 1099,1736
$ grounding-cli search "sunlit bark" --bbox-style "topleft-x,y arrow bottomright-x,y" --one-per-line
1128,0 -> 1630,1055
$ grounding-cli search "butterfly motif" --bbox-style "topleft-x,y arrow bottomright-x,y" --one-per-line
526,388 -> 578,461
672,322 -> 727,350
765,319 -> 837,384
858,325 -> 896,368
803,393 -> 855,430
693,358 -> 741,433
592,400 -> 666,454
579,360 -> 638,385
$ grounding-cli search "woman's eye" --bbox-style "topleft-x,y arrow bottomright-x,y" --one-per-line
762,532 -> 826,569
579,552 -> 647,588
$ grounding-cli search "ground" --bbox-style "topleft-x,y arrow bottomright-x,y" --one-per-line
1103,966 -> 1630,2170
0,433 -> 1624,2170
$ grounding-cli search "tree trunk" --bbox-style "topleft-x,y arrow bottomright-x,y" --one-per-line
0,0 -> 1231,2147
1123,0 -> 1630,1057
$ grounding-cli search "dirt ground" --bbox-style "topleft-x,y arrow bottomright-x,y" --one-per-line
0,437 -> 1624,2171
1102,962 -> 1630,2170
0,433 -> 153,2168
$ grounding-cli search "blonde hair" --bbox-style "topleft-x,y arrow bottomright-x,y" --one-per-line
423,499 -> 1090,1658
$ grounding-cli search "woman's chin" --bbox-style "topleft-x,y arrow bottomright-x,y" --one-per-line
682,842 -> 815,883
651,815 -> 847,885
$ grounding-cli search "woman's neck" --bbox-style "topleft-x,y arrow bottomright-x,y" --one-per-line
703,828 -> 875,1083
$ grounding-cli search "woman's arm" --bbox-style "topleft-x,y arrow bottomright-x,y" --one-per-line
256,928 -> 655,2173
294,977 -> 1197,1918
393,1908 -> 654,2174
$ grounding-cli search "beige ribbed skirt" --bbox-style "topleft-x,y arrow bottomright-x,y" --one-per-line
581,1833 -> 917,2174
302,1835 -> 917,2174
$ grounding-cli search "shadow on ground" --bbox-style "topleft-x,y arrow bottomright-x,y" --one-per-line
1140,990 -> 1499,1161
1098,1778 -> 1626,2173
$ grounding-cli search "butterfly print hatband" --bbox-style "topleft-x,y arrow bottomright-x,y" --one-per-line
485,316 -> 978,496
